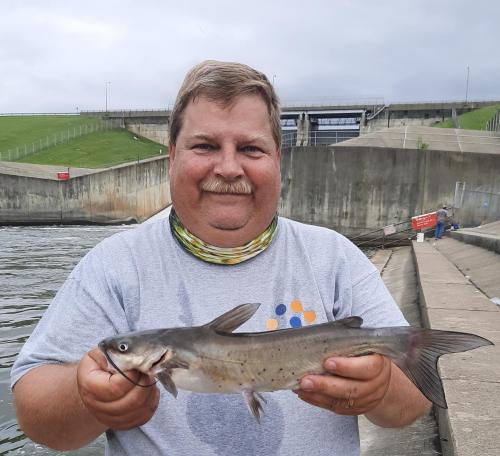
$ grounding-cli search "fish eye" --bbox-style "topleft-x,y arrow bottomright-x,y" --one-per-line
118,342 -> 128,352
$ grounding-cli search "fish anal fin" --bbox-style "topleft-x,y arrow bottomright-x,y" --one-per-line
206,303 -> 260,333
242,389 -> 265,423
157,370 -> 178,398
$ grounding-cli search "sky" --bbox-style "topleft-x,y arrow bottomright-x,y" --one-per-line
1,0 -> 499,113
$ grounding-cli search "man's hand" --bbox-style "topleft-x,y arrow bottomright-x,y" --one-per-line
77,348 -> 160,430
295,354 -> 391,415
295,354 -> 431,427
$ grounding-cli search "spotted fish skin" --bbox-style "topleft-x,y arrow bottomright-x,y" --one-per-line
99,303 -> 493,421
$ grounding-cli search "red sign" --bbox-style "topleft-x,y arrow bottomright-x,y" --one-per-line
57,172 -> 70,180
412,212 -> 437,230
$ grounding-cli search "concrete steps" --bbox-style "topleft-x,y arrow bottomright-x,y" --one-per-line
412,240 -> 500,456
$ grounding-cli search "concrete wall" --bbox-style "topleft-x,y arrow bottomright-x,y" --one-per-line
0,157 -> 171,224
124,117 -> 169,146
279,145 -> 500,236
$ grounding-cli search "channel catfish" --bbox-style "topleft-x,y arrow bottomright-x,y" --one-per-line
98,303 -> 493,421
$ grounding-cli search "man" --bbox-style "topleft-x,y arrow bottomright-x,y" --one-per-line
12,60 -> 430,455
435,205 -> 449,240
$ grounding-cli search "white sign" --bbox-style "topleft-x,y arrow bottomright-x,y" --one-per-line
383,224 -> 396,236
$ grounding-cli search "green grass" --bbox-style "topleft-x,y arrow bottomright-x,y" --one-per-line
433,104 -> 500,130
17,130 -> 166,168
0,115 -> 101,151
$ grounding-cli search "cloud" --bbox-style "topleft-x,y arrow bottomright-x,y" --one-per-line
0,0 -> 499,112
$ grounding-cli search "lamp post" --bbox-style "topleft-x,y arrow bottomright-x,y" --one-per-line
105,81 -> 111,113
465,66 -> 470,104
272,74 -> 276,86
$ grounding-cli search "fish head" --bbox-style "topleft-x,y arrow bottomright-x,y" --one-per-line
98,330 -> 175,376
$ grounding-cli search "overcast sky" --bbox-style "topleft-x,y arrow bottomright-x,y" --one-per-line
1,0 -> 499,113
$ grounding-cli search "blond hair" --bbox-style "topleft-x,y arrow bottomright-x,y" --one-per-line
169,60 -> 281,147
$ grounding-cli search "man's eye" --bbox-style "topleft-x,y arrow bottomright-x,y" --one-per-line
240,146 -> 262,154
193,143 -> 215,151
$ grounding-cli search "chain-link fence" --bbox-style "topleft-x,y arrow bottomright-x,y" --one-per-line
454,182 -> 500,226
0,119 -> 123,162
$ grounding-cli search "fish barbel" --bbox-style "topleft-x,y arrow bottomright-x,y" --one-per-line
98,303 -> 493,421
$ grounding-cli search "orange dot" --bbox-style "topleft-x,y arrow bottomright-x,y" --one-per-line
290,300 -> 303,313
266,319 -> 279,330
303,310 -> 316,323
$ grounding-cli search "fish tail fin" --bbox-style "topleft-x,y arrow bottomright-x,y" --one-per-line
392,329 -> 493,408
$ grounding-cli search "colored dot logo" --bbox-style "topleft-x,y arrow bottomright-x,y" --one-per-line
275,303 -> 287,316
266,300 -> 317,330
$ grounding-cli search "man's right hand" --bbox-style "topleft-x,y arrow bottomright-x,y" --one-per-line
77,348 -> 160,430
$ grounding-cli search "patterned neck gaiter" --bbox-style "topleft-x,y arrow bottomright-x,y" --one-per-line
169,208 -> 278,265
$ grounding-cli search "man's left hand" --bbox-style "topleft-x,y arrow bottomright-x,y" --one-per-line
295,354 -> 392,415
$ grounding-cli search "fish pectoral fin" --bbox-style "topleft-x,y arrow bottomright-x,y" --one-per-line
205,303 -> 260,333
156,370 -> 178,398
242,389 -> 266,423
166,358 -> 189,370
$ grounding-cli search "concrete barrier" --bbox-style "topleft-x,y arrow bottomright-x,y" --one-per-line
0,156 -> 171,224
279,145 -> 500,236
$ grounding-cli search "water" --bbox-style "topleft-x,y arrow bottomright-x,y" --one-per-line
0,225 -> 133,455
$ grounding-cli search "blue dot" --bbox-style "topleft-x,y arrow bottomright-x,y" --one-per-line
275,304 -> 287,316
289,316 -> 302,328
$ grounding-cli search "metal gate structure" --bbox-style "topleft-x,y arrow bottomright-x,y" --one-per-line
453,181 -> 500,227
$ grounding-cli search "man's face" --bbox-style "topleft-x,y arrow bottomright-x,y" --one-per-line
169,94 -> 281,247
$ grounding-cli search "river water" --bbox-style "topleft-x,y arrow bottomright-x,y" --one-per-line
0,225 -> 133,455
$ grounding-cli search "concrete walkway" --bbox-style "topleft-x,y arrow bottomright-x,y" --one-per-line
450,221 -> 500,254
413,239 -> 500,456
0,160 -> 101,180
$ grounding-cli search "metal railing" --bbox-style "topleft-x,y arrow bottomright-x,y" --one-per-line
281,131 -> 359,148
0,119 -> 124,162
350,219 -> 436,249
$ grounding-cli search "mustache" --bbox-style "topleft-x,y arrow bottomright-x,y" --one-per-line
201,179 -> 252,195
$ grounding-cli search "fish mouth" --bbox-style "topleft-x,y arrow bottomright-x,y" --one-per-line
101,348 -> 157,388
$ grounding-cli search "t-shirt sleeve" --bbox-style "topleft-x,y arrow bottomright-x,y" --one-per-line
10,241 -> 131,388
349,270 -> 408,327
333,236 -> 408,328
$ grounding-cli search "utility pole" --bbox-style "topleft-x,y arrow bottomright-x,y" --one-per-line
105,81 -> 111,113
465,66 -> 470,104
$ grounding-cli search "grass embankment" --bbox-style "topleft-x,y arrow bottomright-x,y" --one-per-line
0,115 -> 165,168
17,130 -> 166,168
433,104 -> 500,130
0,115 -> 101,151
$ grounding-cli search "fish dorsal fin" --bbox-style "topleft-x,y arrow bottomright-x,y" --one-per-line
335,316 -> 363,328
205,303 -> 260,333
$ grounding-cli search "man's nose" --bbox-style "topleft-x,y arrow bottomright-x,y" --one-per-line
213,146 -> 244,180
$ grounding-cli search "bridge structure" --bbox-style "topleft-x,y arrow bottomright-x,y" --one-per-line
82,99 -> 500,148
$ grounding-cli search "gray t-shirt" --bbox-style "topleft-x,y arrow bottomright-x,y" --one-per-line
436,208 -> 448,222
11,217 -> 407,456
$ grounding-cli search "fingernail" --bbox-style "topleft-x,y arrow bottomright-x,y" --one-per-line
300,378 -> 314,391
325,360 -> 337,371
